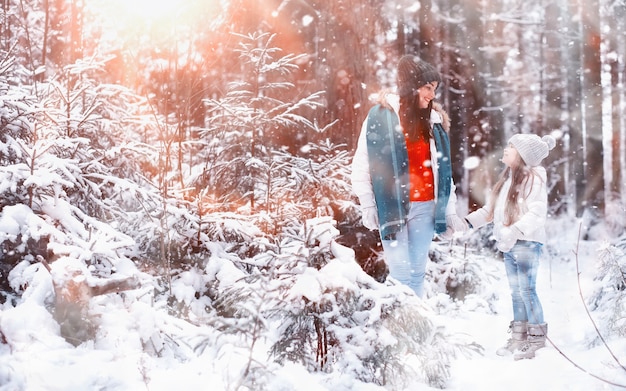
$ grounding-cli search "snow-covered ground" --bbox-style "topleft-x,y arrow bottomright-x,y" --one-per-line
442,232 -> 626,391
1,215 -> 625,391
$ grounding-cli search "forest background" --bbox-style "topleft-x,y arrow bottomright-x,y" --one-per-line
1,0 -> 626,389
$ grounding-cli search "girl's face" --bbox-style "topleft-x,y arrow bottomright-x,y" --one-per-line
502,143 -> 521,168
416,81 -> 438,109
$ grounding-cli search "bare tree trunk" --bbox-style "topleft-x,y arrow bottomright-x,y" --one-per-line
42,0 -> 49,69
602,0 -> 626,235
69,0 -> 83,62
451,0 -> 497,210
418,0 -> 436,60
580,0 -> 604,217
544,1 -> 569,213
618,7 -> 626,211
0,0 -> 7,51
563,0 -> 583,218
600,0 -> 616,202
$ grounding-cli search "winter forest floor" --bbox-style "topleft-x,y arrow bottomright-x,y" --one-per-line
1,215 -> 626,391
440,239 -> 626,390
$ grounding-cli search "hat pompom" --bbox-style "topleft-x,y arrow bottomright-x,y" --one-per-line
542,135 -> 556,151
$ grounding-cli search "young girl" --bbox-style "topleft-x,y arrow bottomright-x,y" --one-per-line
465,133 -> 555,360
351,55 -> 465,298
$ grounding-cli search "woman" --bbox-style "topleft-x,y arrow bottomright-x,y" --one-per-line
351,55 -> 465,298
465,133 -> 555,360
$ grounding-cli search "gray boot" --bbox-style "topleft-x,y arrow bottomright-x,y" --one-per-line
496,321 -> 527,356
514,323 -> 548,360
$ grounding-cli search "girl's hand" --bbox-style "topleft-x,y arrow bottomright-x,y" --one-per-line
497,226 -> 522,252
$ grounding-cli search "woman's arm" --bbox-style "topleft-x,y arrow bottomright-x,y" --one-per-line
351,119 -> 375,208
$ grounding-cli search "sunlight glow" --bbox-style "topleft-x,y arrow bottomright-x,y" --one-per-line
85,0 -> 223,44
124,0 -> 178,20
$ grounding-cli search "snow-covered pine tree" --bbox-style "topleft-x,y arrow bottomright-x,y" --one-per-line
588,241 -> 626,341
197,32 -> 326,212
0,53 -> 43,303
1,53 -> 166,344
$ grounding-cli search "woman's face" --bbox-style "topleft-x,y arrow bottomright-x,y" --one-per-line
416,81 -> 438,109
502,143 -> 521,168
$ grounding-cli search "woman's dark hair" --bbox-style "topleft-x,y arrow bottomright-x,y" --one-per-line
399,94 -> 432,142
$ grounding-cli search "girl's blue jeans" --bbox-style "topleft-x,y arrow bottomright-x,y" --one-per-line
503,240 -> 545,324
381,201 -> 435,298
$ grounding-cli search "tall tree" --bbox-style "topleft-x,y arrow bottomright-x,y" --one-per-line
600,0 -> 626,234
542,1 -> 570,213
618,2 -> 626,214
578,0 -> 604,216
443,0 -> 498,210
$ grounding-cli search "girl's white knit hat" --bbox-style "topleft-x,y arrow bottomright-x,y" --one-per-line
509,134 -> 556,167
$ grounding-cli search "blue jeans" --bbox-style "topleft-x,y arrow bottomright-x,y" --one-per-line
381,201 -> 435,297
503,241 -> 544,324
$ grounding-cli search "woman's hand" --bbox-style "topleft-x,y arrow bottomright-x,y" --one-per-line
361,206 -> 379,230
440,214 -> 469,240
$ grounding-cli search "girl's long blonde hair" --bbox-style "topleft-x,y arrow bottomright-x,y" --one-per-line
487,154 -> 537,226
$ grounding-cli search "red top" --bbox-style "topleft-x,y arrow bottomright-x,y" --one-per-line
405,137 -> 434,201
